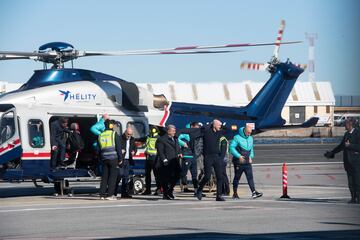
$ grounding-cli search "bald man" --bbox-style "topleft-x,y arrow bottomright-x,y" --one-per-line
179,119 -> 227,201
230,125 -> 262,199
115,126 -> 138,198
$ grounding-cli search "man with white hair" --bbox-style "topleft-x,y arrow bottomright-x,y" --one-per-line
156,124 -> 182,200
179,119 -> 227,201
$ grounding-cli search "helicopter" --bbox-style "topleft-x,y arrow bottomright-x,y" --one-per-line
0,22 -> 317,194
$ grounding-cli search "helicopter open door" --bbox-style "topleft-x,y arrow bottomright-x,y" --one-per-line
0,104 -> 22,165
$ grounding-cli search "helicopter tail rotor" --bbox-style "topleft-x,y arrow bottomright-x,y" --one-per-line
240,20 -> 306,72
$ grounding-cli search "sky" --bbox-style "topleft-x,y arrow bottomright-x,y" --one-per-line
0,0 -> 359,95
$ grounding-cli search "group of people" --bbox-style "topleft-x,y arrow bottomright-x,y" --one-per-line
142,119 -> 263,201
50,117 -> 84,169
93,114 -> 138,200
50,113 -> 360,204
50,114 -> 264,201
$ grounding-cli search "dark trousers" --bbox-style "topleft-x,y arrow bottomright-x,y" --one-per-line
198,154 -> 223,197
222,161 -> 230,195
115,159 -> 130,196
99,159 -> 118,197
50,145 -> 66,168
145,155 -> 160,191
346,161 -> 360,199
159,159 -> 181,195
181,157 -> 198,188
233,163 -> 255,193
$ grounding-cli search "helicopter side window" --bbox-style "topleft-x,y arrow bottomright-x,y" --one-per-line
28,119 -> 45,148
0,111 -> 15,145
126,121 -> 146,139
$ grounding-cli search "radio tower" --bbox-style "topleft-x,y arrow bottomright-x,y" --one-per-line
306,33 -> 317,82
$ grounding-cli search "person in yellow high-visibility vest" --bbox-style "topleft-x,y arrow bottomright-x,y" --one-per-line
142,126 -> 161,195
98,119 -> 122,200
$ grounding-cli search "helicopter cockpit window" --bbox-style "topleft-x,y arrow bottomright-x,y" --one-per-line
0,111 -> 15,145
28,119 -> 45,148
126,122 -> 145,139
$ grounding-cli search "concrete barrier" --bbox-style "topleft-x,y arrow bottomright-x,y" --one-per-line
256,127 -> 345,138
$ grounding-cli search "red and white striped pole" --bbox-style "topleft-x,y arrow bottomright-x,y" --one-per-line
280,163 -> 290,198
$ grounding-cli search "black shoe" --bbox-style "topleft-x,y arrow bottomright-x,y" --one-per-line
348,198 -> 356,204
142,190 -> 151,195
163,194 -> 172,200
168,192 -> 175,199
121,194 -> 133,199
193,192 -> 206,197
196,189 -> 203,200
232,193 -> 240,199
252,191 -> 263,199
216,196 -> 226,201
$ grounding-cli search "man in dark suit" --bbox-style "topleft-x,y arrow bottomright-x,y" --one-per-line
156,125 -> 182,200
50,117 -> 70,169
325,118 -> 360,203
114,126 -> 137,198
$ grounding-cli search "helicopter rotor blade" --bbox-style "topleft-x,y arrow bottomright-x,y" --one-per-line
0,51 -> 57,61
273,20 -> 286,59
240,61 -> 307,71
82,41 -> 301,57
240,61 -> 268,71
81,49 -> 244,57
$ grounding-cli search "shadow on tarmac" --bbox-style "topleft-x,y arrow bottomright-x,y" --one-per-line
97,230 -> 360,240
278,197 -> 344,204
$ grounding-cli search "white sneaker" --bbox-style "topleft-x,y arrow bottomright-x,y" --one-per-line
105,196 -> 117,201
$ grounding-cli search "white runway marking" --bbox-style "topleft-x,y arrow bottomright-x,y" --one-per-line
0,201 -> 212,213
0,196 -> 351,213
253,162 -> 342,166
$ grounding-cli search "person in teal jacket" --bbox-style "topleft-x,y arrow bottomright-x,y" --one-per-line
230,125 -> 262,199
90,114 -> 109,136
178,123 -> 199,193
90,113 -> 109,175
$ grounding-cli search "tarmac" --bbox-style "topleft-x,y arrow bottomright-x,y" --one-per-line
0,143 -> 359,239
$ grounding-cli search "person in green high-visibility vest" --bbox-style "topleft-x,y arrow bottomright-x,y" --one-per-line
142,126 -> 161,195
98,119 -> 122,201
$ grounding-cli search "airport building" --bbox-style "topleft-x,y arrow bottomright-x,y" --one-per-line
334,95 -> 360,114
138,81 -> 335,126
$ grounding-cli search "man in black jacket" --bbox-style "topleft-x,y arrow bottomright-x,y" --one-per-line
179,119 -> 226,201
156,125 -> 182,200
50,117 -> 70,169
115,126 -> 138,198
325,118 -> 360,203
